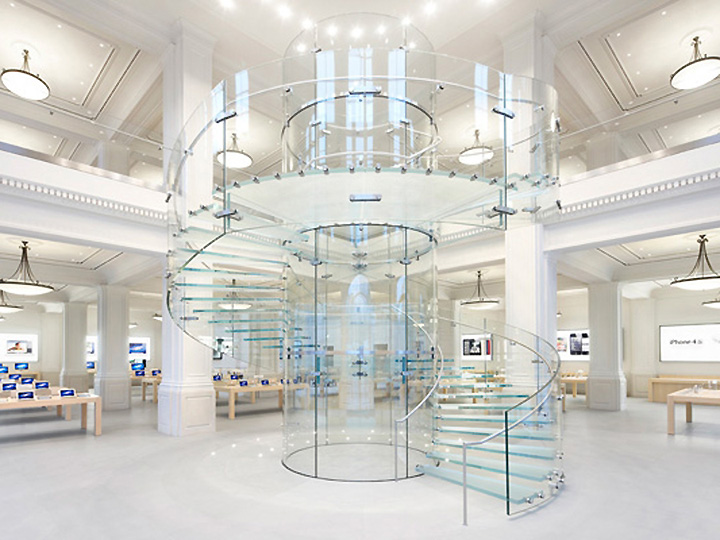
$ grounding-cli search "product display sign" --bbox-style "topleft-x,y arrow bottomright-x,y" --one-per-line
660,324 -> 720,362
460,334 -> 491,360
557,330 -> 590,361
0,334 -> 39,363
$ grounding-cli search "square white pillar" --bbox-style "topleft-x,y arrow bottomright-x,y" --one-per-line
60,303 -> 89,392
588,282 -> 627,410
95,285 -> 131,410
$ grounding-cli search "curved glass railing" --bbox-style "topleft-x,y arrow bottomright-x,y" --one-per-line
410,317 -> 562,519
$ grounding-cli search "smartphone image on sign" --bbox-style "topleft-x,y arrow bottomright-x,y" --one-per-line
581,333 -> 590,355
569,333 -> 582,355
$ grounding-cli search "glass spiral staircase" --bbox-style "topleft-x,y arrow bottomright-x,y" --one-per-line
165,13 -> 563,519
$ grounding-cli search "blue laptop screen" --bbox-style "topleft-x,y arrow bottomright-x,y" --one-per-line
35,381 -> 50,389
86,361 -> 95,369
131,363 -> 144,371
60,389 -> 75,397
14,362 -> 29,370
2,383 -> 16,391
21,377 -> 34,385
17,391 -> 34,400
0,366 -> 7,374
9,374 -> 21,380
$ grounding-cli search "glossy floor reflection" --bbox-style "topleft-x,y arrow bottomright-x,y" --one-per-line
0,392 -> 719,539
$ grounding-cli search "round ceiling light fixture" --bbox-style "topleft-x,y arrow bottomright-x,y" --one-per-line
460,270 -> 499,310
0,291 -> 23,314
216,133 -> 253,170
1,49 -> 50,101
670,36 -> 720,90
153,313 -> 163,321
702,296 -> 720,309
0,241 -> 54,296
458,129 -> 494,165
670,234 -> 720,290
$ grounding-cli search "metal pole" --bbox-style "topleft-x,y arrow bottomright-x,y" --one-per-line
462,443 -> 468,526
394,421 -> 398,481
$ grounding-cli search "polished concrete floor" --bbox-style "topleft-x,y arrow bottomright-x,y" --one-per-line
0,392 -> 719,539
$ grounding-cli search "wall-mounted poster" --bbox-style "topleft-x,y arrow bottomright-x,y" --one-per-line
660,324 -> 720,362
557,330 -> 590,361
85,337 -> 152,364
0,334 -> 39,363
461,334 -> 491,360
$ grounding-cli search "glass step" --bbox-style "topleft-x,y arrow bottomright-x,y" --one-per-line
417,465 -> 543,505
436,392 -> 530,399
208,319 -> 288,324
176,247 -> 286,265
435,426 -> 554,441
426,451 -> 553,482
226,328 -> 283,333
432,438 -> 556,460
175,283 -> 283,291
440,383 -> 515,389
435,414 -> 551,425
441,372 -> 498,379
434,403 -> 534,411
182,267 -> 281,278
180,296 -> 284,303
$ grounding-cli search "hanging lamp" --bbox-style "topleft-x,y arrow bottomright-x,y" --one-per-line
702,295 -> 720,309
218,279 -> 252,310
0,241 -> 54,296
216,133 -> 253,169
460,270 -> 499,310
458,129 -> 494,165
670,36 -> 720,90
153,313 -> 163,321
1,49 -> 50,101
0,290 -> 23,314
670,235 -> 720,291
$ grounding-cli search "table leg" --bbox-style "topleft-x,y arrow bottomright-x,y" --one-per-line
142,382 -> 147,401
686,402 -> 693,423
153,382 -> 159,404
251,391 -> 256,404
56,405 -> 62,417
65,405 -> 72,421
667,398 -> 675,435
229,392 -> 236,419
94,400 -> 102,436
278,389 -> 283,409
81,403 -> 88,430
572,382 -> 578,398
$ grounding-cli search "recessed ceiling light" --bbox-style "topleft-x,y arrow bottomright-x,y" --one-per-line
616,32 -> 621,37
424,2 -> 437,15
57,24 -> 62,28
219,0 -> 235,8
295,43 -> 307,53
277,4 -> 291,19
99,43 -> 105,48
376,24 -> 386,35
402,17 -> 411,26
661,10 -> 667,15
327,24 -> 338,37
301,18 -> 313,30
351,27 -> 363,39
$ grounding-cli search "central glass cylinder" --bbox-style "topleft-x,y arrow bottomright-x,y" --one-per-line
282,224 -> 436,481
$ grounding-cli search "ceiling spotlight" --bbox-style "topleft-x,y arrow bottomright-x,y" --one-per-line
1,49 -> 50,101
0,241 -> 54,296
459,130 -> 494,165
460,270 -> 499,310
0,291 -> 23,314
670,36 -> 720,90
216,133 -> 253,169
670,235 -> 720,290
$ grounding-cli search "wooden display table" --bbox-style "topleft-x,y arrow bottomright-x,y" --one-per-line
214,381 -> 309,419
649,377 -> 719,403
141,376 -> 162,403
667,388 -> 720,435
0,394 -> 102,435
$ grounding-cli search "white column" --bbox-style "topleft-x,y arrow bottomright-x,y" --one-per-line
39,307 -> 63,386
626,297 -> 656,398
501,11 -> 555,85
95,285 -> 131,410
96,142 -> 130,175
588,282 -> 627,410
158,20 -> 216,436
60,303 -> 89,392
505,224 -> 557,343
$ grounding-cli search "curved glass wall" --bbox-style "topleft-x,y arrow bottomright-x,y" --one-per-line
166,13 -> 558,482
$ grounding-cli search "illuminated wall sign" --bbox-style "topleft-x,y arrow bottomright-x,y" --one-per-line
557,330 -> 590,362
660,324 -> 720,362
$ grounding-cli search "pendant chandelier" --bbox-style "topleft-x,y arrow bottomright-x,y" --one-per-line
460,270 -> 499,310
153,313 -> 163,321
0,290 -> 23,314
0,241 -> 54,296
670,36 -> 720,90
702,296 -> 720,309
458,129 -> 494,166
1,49 -> 51,101
216,133 -> 253,170
670,235 -> 720,291
217,279 -> 252,310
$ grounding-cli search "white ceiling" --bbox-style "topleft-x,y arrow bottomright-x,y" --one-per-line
0,0 -> 718,294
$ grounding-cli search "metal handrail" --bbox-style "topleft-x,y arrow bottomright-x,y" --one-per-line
392,306 -> 445,482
